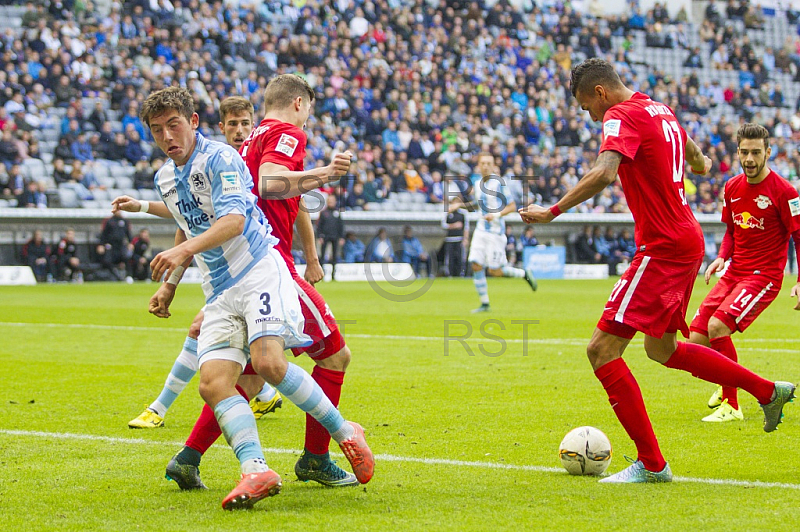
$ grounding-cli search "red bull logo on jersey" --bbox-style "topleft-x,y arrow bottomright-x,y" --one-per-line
755,195 -> 772,210
732,211 -> 764,230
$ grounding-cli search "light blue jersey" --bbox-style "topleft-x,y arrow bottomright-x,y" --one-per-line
155,132 -> 277,303
473,174 -> 512,236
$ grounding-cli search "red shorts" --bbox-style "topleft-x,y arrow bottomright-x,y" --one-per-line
289,274 -> 345,360
689,274 -> 781,336
598,254 -> 702,340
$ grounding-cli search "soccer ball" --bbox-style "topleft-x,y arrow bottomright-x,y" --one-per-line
558,426 -> 612,476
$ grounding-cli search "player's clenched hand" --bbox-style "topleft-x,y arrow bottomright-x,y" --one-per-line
111,195 -> 141,214
328,151 -> 353,178
484,213 -> 496,222
518,204 -> 554,224
691,156 -> 713,176
305,259 -> 324,285
151,245 -> 191,283
149,284 -> 176,318
704,257 -> 726,284
790,283 -> 800,311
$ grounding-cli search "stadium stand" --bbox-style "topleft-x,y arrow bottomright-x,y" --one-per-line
1,0 -> 800,273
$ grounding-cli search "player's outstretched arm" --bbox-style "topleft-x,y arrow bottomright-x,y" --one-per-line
111,195 -> 172,218
296,198 -> 324,285
519,151 -> 622,223
685,136 -> 712,175
259,151 -> 352,199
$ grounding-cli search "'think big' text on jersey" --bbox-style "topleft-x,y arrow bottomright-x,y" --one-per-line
155,132 -> 277,303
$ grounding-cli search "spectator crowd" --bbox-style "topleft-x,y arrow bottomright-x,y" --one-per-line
5,0 -> 800,279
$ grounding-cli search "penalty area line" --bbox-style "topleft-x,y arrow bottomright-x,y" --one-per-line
0,429 -> 797,490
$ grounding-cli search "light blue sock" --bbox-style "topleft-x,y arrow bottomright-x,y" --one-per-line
149,337 -> 198,416
501,265 -> 525,278
214,395 -> 266,472
473,269 -> 490,305
256,383 -> 277,402
275,363 -> 354,443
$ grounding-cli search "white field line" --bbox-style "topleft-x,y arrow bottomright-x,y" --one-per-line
0,429 -> 797,490
0,322 -> 795,353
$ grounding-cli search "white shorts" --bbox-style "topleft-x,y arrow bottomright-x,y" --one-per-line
197,248 -> 311,369
468,230 -> 507,270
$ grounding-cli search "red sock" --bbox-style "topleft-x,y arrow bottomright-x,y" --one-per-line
710,337 -> 739,410
186,385 -> 250,455
665,342 -> 773,404
305,366 -> 345,455
595,358 -> 666,472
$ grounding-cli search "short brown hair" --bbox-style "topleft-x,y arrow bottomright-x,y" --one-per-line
477,151 -> 494,161
140,87 -> 194,127
570,58 -> 624,98
263,74 -> 315,112
736,123 -> 770,150
219,96 -> 254,124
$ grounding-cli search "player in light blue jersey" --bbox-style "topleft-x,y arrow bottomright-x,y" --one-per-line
121,97 -> 281,432
140,87 -> 373,510
450,152 -> 537,312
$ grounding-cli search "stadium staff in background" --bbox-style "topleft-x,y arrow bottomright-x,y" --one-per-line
450,152 -> 537,313
441,200 -> 467,277
520,58 -> 795,484
688,123 -> 800,423
137,87 -> 372,510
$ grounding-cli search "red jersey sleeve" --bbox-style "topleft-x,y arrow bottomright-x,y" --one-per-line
778,187 -> 800,234
260,123 -> 307,171
599,109 -> 640,161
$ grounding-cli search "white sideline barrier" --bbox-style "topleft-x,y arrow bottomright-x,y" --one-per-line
0,266 -> 37,285
179,263 -> 416,284
563,264 -> 609,280
296,263 -> 415,282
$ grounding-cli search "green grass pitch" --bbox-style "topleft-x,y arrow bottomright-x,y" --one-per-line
1,277 -> 799,530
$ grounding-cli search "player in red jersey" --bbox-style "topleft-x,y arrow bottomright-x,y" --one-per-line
689,123 -> 800,422
519,59 -> 795,483
239,74 -> 371,486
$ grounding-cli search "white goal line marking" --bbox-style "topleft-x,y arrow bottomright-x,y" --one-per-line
0,429 -> 797,490
0,322 -> 795,353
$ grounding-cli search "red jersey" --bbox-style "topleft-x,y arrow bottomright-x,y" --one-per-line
240,118 -> 307,274
719,170 -> 800,280
600,92 -> 704,259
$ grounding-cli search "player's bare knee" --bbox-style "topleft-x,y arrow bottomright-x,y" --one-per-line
251,354 -> 287,386
470,262 -> 482,272
316,345 -> 350,372
707,317 -> 732,339
586,340 -> 610,370
198,377 -> 223,406
687,330 -> 710,347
